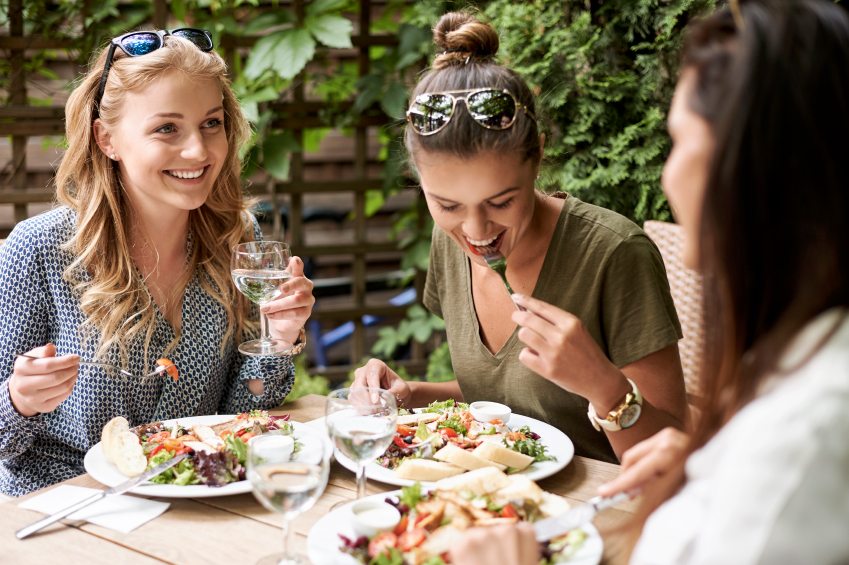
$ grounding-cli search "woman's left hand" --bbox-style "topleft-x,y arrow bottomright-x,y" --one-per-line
262,256 -> 315,345
511,293 -> 626,406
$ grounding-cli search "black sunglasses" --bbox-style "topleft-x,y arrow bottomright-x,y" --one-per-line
406,88 -> 536,136
94,28 -> 214,116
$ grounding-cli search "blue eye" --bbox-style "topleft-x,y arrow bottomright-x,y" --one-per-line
155,124 -> 176,134
204,118 -> 223,129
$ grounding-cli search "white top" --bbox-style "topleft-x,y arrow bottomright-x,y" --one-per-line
632,309 -> 849,565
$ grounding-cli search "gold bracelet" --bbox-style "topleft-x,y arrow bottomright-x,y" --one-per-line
287,327 -> 307,356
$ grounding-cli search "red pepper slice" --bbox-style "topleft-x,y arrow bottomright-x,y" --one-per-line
392,435 -> 409,450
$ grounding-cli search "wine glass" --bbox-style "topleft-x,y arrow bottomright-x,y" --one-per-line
325,387 -> 397,499
248,428 -> 330,565
231,241 -> 292,356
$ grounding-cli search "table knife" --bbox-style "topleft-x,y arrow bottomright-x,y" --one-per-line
16,452 -> 188,540
534,490 -> 634,542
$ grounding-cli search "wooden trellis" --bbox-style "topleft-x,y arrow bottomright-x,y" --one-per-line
0,0 -> 429,382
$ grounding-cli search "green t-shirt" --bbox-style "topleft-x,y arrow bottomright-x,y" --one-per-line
423,194 -> 683,462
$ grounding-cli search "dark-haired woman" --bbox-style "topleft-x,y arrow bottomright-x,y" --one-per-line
451,1 -> 849,563
354,12 -> 688,462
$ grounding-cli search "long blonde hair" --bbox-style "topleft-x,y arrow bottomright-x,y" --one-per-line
55,34 -> 254,366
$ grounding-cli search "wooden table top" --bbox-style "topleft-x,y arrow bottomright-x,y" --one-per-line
3,394 -> 635,564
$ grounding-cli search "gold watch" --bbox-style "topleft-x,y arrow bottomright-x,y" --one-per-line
587,378 -> 643,432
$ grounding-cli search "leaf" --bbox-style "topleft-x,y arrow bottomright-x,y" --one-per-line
306,14 -> 353,49
263,132 -> 301,180
244,29 -> 315,81
365,190 -> 387,217
305,0 -> 349,17
380,81 -> 408,120
242,12 -> 293,35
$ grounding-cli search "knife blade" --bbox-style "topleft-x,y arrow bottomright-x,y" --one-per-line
16,452 -> 188,540
534,490 -> 634,542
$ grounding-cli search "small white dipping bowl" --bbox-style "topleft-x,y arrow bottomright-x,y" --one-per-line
469,401 -> 512,424
350,499 -> 401,538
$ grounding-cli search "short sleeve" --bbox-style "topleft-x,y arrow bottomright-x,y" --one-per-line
600,234 -> 682,367
423,227 -> 443,318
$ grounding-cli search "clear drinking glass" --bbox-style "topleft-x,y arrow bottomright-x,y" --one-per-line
248,429 -> 330,565
231,241 -> 292,356
325,387 -> 397,499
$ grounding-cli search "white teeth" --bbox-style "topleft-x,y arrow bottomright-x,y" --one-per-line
467,234 -> 498,246
167,168 -> 204,179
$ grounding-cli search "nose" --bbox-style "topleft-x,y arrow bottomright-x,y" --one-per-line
181,130 -> 208,162
462,206 -> 491,239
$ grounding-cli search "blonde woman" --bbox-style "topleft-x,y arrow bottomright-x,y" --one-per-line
0,29 -> 314,496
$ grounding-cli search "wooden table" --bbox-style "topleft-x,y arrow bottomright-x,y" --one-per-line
3,394 -> 635,564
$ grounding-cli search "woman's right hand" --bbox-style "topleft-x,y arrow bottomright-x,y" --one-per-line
597,427 -> 690,497
351,358 -> 412,408
8,343 -> 80,417
448,523 -> 539,565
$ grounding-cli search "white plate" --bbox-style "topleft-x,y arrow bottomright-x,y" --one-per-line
333,413 -> 574,487
307,490 -> 603,565
84,414 -> 318,498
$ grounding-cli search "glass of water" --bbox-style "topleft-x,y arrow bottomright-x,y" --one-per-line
231,241 -> 292,356
248,429 -> 330,565
326,387 -> 397,499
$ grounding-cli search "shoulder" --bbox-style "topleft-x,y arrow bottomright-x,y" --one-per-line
2,207 -> 75,255
559,194 -> 646,244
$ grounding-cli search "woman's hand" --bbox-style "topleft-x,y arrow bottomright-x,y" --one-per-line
448,523 -> 539,565
511,293 -> 626,408
263,256 -> 315,346
598,427 -> 690,497
352,359 -> 412,407
7,343 -> 80,417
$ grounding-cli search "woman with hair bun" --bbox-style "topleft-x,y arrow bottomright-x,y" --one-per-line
354,12 -> 688,462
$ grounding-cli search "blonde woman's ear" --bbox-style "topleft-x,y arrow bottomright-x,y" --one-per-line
92,119 -> 117,161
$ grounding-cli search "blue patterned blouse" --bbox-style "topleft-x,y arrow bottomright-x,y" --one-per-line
0,207 -> 295,496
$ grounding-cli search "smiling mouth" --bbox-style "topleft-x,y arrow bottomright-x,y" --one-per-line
466,232 -> 504,256
164,166 -> 209,180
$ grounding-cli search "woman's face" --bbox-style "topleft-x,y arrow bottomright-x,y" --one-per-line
96,70 -> 228,220
415,150 -> 538,265
662,69 -> 715,269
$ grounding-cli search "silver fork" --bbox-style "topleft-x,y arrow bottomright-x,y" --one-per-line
16,353 -> 169,380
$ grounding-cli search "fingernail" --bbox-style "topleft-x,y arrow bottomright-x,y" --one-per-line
511,293 -> 525,303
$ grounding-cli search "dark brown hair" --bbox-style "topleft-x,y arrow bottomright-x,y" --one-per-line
624,0 -> 849,555
404,11 -> 541,163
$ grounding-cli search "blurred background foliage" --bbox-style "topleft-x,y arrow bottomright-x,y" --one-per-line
2,0 -> 717,399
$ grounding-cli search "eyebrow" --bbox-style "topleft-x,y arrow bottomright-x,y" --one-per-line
147,106 -> 224,120
431,186 -> 520,204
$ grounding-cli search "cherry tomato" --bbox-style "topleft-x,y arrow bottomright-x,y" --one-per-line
393,515 -> 409,536
500,504 -> 519,519
367,532 -> 397,558
240,432 -> 255,443
398,528 -> 426,551
392,435 -> 409,450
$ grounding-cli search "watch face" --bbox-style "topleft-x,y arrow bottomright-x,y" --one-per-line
620,404 -> 642,429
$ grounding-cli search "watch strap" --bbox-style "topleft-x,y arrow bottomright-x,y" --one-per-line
587,378 -> 643,432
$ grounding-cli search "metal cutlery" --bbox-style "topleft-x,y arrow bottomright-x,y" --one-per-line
534,490 -> 635,542
15,353 -> 172,381
16,452 -> 188,540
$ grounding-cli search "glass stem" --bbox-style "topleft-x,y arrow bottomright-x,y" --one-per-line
281,517 -> 294,562
259,306 -> 272,344
356,462 -> 367,499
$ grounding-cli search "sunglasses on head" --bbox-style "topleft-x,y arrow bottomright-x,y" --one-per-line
94,28 -> 214,116
406,88 -> 536,136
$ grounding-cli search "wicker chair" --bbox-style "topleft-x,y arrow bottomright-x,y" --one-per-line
643,220 -> 704,402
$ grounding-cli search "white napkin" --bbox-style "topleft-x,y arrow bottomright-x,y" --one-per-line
19,485 -> 170,534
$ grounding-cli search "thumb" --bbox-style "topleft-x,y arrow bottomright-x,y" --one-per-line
287,256 -> 304,277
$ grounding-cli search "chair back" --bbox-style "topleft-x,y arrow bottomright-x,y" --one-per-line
644,220 -> 704,399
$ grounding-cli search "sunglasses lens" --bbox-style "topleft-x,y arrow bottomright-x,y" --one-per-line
467,90 -> 517,129
119,33 -> 161,56
173,28 -> 213,51
408,93 -> 454,134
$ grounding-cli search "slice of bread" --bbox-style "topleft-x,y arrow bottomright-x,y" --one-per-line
396,412 -> 441,426
395,458 -> 464,481
113,431 -> 147,476
433,443 -> 506,472
101,416 -> 130,464
473,442 -> 534,471
434,466 -> 510,495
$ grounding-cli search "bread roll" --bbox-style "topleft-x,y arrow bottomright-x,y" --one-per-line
113,431 -> 147,476
101,416 -> 130,464
433,443 -> 506,472
395,458 -> 464,481
434,466 -> 510,495
473,442 -> 534,471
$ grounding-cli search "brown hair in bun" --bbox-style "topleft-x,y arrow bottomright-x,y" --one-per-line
405,11 -> 541,164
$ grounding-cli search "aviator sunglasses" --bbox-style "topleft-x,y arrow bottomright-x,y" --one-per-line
406,88 -> 536,136
94,28 -> 214,116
